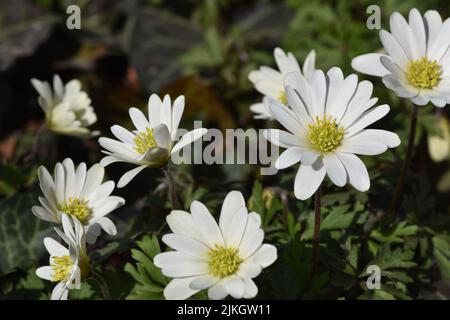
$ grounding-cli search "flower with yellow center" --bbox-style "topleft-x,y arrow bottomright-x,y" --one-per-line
264,67 -> 401,200
308,116 -> 345,153
249,48 -> 317,119
99,94 -> 207,188
30,74 -> 99,137
208,246 -> 242,278
154,191 -> 277,300
352,9 -> 450,107
58,198 -> 92,225
50,255 -> 74,282
36,215 -> 88,300
32,158 -> 125,244
407,57 -> 442,90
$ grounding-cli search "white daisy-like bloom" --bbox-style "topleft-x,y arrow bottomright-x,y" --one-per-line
154,191 -> 277,300
248,47 -> 316,119
98,94 -> 207,188
263,67 -> 401,200
36,215 -> 88,300
32,158 -> 125,244
31,74 -> 99,137
352,9 -> 450,107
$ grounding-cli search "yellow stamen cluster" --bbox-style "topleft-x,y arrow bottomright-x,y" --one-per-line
407,57 -> 442,90
278,90 -> 288,105
208,245 -> 242,278
133,127 -> 157,154
308,116 -> 345,153
51,255 -> 74,282
58,198 -> 92,224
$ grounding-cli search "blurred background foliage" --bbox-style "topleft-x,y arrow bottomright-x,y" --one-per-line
0,0 -> 448,300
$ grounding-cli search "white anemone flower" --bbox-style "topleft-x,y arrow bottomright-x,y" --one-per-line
98,94 -> 207,188
352,9 -> 450,107
36,215 -> 88,300
154,191 -> 277,300
249,47 -> 316,119
263,68 -> 401,200
32,158 -> 125,243
31,74 -> 99,137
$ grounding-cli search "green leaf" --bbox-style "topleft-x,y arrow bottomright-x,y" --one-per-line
125,234 -> 167,300
0,189 -> 53,273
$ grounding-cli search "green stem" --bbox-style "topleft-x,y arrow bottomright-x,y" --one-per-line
387,103 -> 418,217
310,186 -> 322,279
162,167 -> 182,210
91,271 -> 111,300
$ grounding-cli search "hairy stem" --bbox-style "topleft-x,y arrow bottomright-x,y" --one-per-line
311,186 -> 322,279
91,271 -> 111,300
162,167 -> 182,210
387,103 -> 418,217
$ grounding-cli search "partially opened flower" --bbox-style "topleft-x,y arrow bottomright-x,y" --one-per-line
32,158 -> 125,243
249,47 -> 316,119
36,215 -> 88,300
31,74 -> 99,137
98,94 -> 207,188
352,9 -> 450,107
264,68 -> 401,200
154,191 -> 277,300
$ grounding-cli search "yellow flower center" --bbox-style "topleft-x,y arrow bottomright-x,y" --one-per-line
58,198 -> 92,224
407,57 -> 442,90
308,116 -> 345,153
51,255 -> 74,282
278,90 -> 287,105
133,127 -> 157,154
208,245 -> 242,278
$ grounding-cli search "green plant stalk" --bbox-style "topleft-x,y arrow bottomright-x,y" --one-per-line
162,167 -> 182,210
311,186 -> 322,279
387,103 -> 419,217
91,270 -> 111,300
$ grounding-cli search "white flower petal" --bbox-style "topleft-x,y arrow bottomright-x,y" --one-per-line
162,233 -> 210,259
294,162 -> 326,200
164,277 -> 199,300
167,210 -> 205,242
36,266 -> 54,281
351,53 -> 389,77
117,165 -> 147,188
80,164 -> 104,199
250,244 -> 277,268
190,200 -> 224,248
243,278 -> 258,299
323,153 -> 347,187
345,104 -> 390,138
208,280 -> 228,300
153,123 -> 171,150
219,191 -> 246,237
44,237 -> 68,257
129,107 -> 150,132
224,206 -> 248,248
171,95 -> 185,139
171,128 -> 207,154
338,153 -> 370,192
275,147 -> 303,169
190,275 -> 218,290
238,212 -> 263,259
223,275 -> 245,299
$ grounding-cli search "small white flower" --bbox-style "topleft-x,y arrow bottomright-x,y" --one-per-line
32,158 -> 125,243
352,9 -> 450,107
248,47 -> 316,119
264,68 -> 401,200
36,215 -> 88,300
154,191 -> 277,300
98,94 -> 207,188
31,74 -> 99,137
